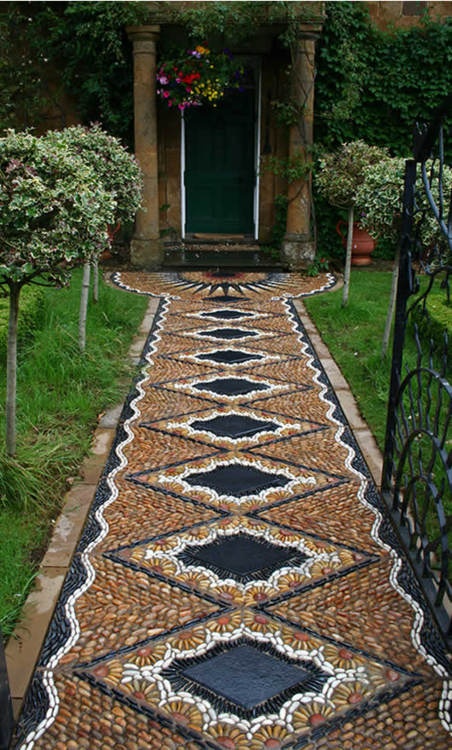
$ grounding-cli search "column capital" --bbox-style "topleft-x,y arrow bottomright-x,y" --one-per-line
294,22 -> 324,42
127,25 -> 160,44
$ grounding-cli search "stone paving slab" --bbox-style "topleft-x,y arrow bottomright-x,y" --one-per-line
9,271 -> 451,749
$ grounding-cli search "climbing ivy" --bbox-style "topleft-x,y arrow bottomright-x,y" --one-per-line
314,2 -> 452,261
315,2 -> 452,155
0,2 -> 148,145
170,2 -> 321,45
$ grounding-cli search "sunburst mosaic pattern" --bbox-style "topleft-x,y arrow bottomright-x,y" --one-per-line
13,271 -> 451,749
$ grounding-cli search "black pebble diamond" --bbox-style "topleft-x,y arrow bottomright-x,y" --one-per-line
185,463 -> 289,497
200,310 -> 253,320
177,532 -> 307,583
190,414 -> 279,439
198,328 -> 258,340
163,639 -> 329,719
195,350 -> 263,365
193,378 -> 269,397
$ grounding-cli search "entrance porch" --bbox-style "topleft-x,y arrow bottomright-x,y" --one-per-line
127,2 -> 324,270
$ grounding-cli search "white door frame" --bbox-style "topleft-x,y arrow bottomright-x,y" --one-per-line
180,59 -> 261,240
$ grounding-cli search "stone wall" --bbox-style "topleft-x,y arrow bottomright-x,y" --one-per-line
366,1 -> 452,29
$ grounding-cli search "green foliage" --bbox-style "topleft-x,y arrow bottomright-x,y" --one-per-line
0,129 -> 115,289
315,2 -> 375,149
356,158 -> 452,255
171,2 -> 318,46
315,140 -> 389,209
271,194 -> 289,250
0,2 -> 148,144
264,152 -> 313,184
271,99 -> 302,128
0,286 -> 44,360
0,268 -> 148,636
44,124 -> 143,227
355,157 -> 406,240
0,3 -> 49,130
316,2 -> 452,155
411,276 -> 452,362
306,255 -> 330,277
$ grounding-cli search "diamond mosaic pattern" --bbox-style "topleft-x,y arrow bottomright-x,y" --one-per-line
177,532 -> 307,582
195,349 -> 263,364
184,462 -> 290,497
190,413 -> 279,438
199,309 -> 254,320
174,642 -> 326,714
196,327 -> 258,339
12,271 -> 451,750
193,376 -> 269,396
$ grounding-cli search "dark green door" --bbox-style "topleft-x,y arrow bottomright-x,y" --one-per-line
184,90 -> 255,234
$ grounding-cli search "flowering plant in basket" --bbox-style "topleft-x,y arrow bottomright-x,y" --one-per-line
156,45 -> 245,110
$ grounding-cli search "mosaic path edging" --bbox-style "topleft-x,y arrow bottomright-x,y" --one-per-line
12,271 -> 452,749
284,297 -> 452,735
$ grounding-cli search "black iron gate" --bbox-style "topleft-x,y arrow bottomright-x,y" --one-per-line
382,96 -> 452,647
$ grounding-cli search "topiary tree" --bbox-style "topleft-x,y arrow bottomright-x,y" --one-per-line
316,140 -> 388,305
0,130 -> 116,455
45,124 -> 143,349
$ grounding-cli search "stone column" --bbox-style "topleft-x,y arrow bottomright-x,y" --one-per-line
127,25 -> 162,269
281,27 -> 319,270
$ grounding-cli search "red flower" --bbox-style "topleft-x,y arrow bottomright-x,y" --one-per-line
181,72 -> 200,85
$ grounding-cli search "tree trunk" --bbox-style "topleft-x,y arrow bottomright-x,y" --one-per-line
381,246 -> 400,358
79,262 -> 91,352
342,205 -> 354,308
92,258 -> 99,303
6,283 -> 20,456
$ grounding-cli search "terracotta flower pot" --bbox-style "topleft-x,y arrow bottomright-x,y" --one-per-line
336,220 -> 376,266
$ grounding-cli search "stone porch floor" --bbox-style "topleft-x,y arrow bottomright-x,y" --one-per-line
7,271 -> 451,749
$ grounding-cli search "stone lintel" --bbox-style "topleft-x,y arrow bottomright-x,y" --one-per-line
141,1 -> 325,28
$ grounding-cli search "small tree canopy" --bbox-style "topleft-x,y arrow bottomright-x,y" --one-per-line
356,156 -> 452,251
316,140 -> 389,209
0,129 -> 116,290
44,124 -> 143,228
0,129 -> 116,455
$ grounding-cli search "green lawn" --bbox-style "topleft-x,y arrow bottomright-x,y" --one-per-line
305,270 -> 395,449
305,269 -> 451,449
0,268 -> 148,639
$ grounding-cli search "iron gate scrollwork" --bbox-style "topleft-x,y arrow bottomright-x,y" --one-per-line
382,95 -> 452,647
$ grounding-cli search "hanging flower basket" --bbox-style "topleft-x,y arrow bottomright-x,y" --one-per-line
156,45 -> 246,111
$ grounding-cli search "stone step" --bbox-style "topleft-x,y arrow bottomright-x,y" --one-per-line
163,241 -> 284,270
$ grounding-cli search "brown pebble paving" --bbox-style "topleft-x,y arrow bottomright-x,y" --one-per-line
12,271 -> 451,749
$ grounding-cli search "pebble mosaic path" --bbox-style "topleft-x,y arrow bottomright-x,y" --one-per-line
12,271 -> 451,749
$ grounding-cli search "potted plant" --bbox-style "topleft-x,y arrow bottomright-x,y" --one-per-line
316,140 -> 389,305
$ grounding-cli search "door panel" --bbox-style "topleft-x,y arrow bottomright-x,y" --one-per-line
185,90 -> 255,234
